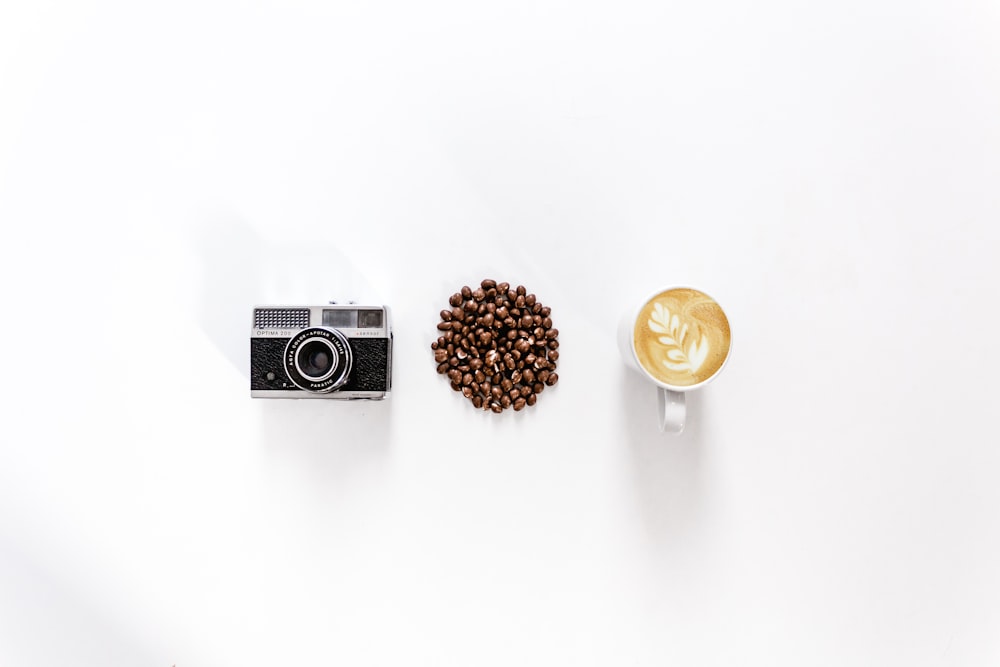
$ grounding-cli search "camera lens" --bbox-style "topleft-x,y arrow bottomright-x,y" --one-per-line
284,327 -> 353,393
296,339 -> 336,380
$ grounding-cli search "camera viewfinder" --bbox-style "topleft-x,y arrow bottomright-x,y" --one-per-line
322,309 -> 357,328
358,310 -> 384,328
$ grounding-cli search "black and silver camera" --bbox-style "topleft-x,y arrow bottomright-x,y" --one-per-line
250,304 -> 392,399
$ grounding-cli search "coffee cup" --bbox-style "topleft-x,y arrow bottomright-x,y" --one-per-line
618,286 -> 732,433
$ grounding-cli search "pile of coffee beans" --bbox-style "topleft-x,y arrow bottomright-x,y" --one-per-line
433,280 -> 559,412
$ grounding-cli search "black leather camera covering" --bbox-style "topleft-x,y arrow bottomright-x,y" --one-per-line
251,337 -> 390,392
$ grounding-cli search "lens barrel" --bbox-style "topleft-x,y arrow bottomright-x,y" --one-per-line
283,327 -> 352,392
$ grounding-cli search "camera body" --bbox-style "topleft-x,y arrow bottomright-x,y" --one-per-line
250,304 -> 392,399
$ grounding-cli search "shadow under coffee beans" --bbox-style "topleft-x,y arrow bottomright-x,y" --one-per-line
432,279 -> 559,412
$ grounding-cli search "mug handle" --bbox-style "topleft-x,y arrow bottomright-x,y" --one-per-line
658,387 -> 686,434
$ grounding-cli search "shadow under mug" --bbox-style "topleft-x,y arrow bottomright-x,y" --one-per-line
617,286 -> 733,434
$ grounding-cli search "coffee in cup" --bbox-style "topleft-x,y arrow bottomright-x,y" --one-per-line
632,287 -> 731,387
619,286 -> 732,433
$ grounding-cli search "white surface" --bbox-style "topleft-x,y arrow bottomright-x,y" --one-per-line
2,0 -> 999,664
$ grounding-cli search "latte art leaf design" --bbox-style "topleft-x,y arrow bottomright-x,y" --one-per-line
647,302 -> 710,373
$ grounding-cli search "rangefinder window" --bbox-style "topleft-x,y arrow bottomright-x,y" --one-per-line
358,309 -> 384,328
322,309 -> 357,328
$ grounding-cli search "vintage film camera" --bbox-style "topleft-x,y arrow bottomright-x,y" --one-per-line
250,303 -> 392,399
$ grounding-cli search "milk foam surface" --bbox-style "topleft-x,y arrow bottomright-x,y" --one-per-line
633,288 -> 731,387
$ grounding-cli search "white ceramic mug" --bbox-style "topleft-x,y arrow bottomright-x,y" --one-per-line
618,286 -> 732,434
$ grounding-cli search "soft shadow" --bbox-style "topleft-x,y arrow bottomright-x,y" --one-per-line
195,219 -> 379,378
197,219 -> 263,377
622,368 -> 706,549
197,219 -> 392,492
257,397 -> 392,495
0,536 -> 166,665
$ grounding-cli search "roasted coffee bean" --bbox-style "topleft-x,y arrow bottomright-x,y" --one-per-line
434,280 -> 559,412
